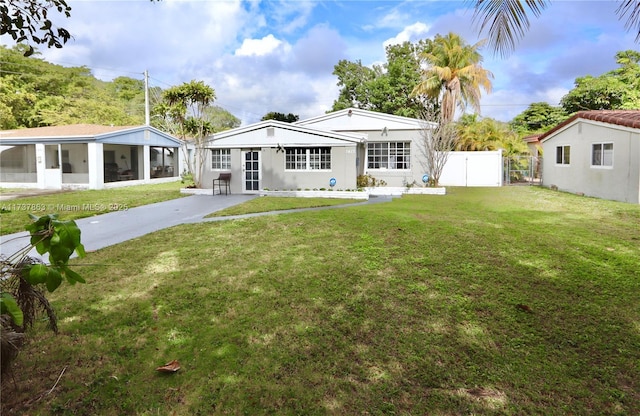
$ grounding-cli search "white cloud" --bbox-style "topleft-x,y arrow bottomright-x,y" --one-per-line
269,1 -> 317,34
383,22 -> 430,47
364,8 -> 409,31
6,0 -> 637,128
236,35 -> 284,57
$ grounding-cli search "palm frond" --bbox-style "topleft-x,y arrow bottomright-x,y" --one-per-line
616,0 -> 640,42
470,0 -> 550,57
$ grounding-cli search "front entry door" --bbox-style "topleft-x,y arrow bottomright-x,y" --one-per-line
242,150 -> 260,193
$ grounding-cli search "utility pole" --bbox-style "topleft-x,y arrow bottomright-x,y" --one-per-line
144,70 -> 150,126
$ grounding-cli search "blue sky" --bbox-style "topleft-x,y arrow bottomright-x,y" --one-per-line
11,0 -> 640,124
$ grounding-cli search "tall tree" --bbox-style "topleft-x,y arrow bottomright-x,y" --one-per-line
331,59 -> 376,111
157,80 -> 216,188
261,112 -> 299,123
560,50 -> 640,113
369,41 -> 434,118
412,32 -> 493,123
0,46 -> 146,128
417,108 -> 458,187
471,0 -> 640,57
510,102 -> 567,134
331,42 -> 434,118
207,106 -> 241,132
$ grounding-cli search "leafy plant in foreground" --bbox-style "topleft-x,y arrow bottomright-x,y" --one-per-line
0,213 -> 85,377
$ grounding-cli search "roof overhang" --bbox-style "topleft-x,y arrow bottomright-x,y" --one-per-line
207,120 -> 366,148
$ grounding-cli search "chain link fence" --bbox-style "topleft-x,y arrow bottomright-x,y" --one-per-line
503,156 -> 542,185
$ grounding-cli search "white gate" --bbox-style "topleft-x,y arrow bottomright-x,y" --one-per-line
439,150 -> 503,187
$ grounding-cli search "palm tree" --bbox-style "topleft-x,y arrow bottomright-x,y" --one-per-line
471,0 -> 640,57
411,33 -> 493,124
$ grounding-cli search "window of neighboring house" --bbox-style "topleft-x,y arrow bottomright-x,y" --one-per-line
591,143 -> 613,167
367,142 -> 410,169
211,149 -> 231,170
555,145 -> 570,165
285,147 -> 331,170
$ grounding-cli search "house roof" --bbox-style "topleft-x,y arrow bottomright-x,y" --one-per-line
0,124 -> 139,139
0,124 -> 184,146
539,110 -> 640,142
208,119 -> 366,148
523,134 -> 542,144
296,107 -> 430,131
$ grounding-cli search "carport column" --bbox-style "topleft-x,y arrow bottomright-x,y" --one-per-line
88,142 -> 103,189
143,145 -> 151,182
35,143 -> 46,188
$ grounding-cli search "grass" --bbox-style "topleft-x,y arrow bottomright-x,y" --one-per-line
0,182 -> 186,235
206,196 -> 362,217
2,187 -> 639,415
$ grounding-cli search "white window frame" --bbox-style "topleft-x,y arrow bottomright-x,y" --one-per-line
591,142 -> 613,168
211,148 -> 231,170
367,141 -> 410,170
555,145 -> 570,166
285,147 -> 331,171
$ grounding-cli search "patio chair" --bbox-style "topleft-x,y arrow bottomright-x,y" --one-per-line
213,172 -> 231,195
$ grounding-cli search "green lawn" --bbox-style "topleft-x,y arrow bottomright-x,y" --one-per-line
0,182 -> 186,235
3,187 -> 639,415
206,196 -> 363,217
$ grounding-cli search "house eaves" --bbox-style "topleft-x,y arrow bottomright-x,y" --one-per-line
296,107 -> 431,131
0,124 -> 183,146
208,120 -> 366,147
539,110 -> 640,143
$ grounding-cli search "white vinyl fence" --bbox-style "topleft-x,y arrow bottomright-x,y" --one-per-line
438,150 -> 503,187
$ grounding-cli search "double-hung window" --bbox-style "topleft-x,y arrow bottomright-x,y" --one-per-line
367,142 -> 410,169
555,145 -> 570,165
591,143 -> 613,167
285,147 -> 331,170
211,149 -> 231,170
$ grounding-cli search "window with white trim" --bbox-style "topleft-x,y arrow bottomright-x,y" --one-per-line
211,148 -> 231,170
309,147 -> 331,170
285,147 -> 331,170
367,142 -> 410,169
555,145 -> 570,165
591,143 -> 613,167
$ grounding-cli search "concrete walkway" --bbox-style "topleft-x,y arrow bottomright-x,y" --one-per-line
0,194 -> 393,263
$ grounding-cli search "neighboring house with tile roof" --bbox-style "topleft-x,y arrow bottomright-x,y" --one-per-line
523,134 -> 542,158
539,110 -> 640,203
0,124 -> 187,190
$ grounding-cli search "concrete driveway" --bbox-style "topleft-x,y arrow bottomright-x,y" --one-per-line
1,193 -> 392,263
0,194 -> 256,261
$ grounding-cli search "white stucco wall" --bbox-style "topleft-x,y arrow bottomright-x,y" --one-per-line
542,121 -> 640,204
203,145 -> 359,193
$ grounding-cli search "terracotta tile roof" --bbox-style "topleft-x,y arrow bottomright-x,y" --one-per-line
523,134 -> 542,143
0,124 -> 139,139
539,110 -> 640,142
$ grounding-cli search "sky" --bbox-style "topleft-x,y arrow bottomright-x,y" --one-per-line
7,0 -> 640,125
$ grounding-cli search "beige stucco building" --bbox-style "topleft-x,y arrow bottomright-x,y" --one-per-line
540,110 -> 640,204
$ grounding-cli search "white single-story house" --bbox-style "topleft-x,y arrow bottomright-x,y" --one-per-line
205,119 -> 366,193
204,108 -> 439,193
296,108 -> 434,187
204,108 -> 503,193
0,124 -> 187,190
540,110 -> 640,204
